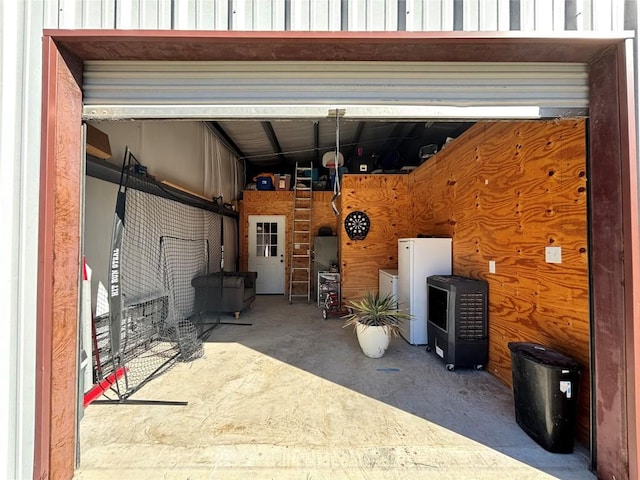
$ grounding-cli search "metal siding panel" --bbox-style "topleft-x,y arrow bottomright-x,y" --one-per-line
217,0 -> 232,29
115,0 -> 140,28
254,0 -> 284,31
307,0 -> 341,31
390,0 -> 400,30
575,0 -> 593,30
231,0 -> 254,30
44,0 -> 61,28
308,0 -> 331,31
375,0 -> 398,31
441,0 -> 454,30
328,0 -> 343,30
611,0 -> 625,30
404,0 -> 424,31
101,0 -> 118,28
195,0 -> 231,30
79,0 -> 107,28
534,0 -> 554,31
592,0 -> 613,31
58,0 -> 82,28
497,0 -> 510,30
478,0 -> 498,31
139,0 -> 172,29
520,0 -> 536,30
273,0 -> 286,30
411,0 -> 455,32
463,0 -> 480,31
174,0 -> 198,29
2,1 -> 41,479
347,0 -> 359,30
291,0 -> 312,31
54,0 -> 118,29
552,0 -> 565,31
366,0 -> 383,30
349,0 -> 368,30
41,0 -> 625,32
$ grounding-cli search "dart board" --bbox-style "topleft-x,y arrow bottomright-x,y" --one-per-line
344,211 -> 371,240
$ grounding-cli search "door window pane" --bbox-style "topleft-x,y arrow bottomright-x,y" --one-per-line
255,222 -> 279,257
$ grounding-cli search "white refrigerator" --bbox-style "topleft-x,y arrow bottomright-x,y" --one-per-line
397,238 -> 452,345
379,269 -> 399,306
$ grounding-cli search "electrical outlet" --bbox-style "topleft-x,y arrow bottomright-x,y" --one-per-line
489,260 -> 496,273
545,246 -> 562,264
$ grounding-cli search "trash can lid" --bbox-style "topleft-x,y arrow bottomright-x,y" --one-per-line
508,342 -> 582,370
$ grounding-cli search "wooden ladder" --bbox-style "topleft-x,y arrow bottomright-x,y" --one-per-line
288,163 -> 313,303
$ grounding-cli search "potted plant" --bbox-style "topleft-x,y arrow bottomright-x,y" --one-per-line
342,291 -> 412,358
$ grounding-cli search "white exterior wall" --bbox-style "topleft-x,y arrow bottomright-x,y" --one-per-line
1,1 -> 44,479
44,0 -> 629,31
2,0 -> 633,479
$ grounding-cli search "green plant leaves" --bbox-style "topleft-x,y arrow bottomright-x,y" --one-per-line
342,291 -> 412,337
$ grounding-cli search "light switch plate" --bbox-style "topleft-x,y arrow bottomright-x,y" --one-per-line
489,260 -> 496,273
545,246 -> 562,264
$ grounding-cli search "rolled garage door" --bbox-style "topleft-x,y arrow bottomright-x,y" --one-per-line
82,60 -> 587,120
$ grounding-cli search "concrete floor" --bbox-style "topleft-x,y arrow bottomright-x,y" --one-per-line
75,295 -> 594,480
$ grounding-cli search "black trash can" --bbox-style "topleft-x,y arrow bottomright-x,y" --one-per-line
508,342 -> 582,453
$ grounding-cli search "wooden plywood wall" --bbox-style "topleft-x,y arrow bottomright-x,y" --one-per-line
239,190 -> 338,292
339,174 -> 410,302
409,120 -> 590,442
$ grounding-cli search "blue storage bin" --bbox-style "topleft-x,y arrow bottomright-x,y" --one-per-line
256,176 -> 273,190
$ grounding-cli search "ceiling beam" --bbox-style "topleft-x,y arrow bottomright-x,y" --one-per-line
204,121 -> 246,160
261,121 -> 287,163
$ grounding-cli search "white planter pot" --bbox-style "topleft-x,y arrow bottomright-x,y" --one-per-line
356,323 -> 391,358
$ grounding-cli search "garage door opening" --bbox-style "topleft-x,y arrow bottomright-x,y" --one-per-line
79,112 -> 592,478
38,32 -> 639,480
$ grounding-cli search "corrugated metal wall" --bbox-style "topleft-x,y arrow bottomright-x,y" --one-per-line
1,1 -> 42,480
45,0 -> 631,31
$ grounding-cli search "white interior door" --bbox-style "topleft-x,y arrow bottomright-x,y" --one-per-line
248,215 -> 286,294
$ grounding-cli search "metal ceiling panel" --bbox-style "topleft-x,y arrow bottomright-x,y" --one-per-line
212,117 -> 472,168
271,121 -> 319,161
219,121 -> 271,161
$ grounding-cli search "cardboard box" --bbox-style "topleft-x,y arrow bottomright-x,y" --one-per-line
275,174 -> 291,190
86,124 -> 112,159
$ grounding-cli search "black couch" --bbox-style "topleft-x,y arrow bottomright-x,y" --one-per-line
191,271 -> 257,319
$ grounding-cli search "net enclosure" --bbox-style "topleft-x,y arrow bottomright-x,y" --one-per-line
98,148 -> 229,400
